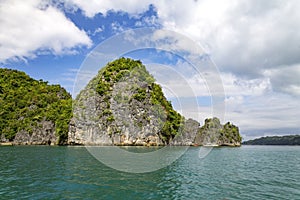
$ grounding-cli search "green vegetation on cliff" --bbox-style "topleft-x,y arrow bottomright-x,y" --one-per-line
72,58 -> 241,146
195,117 -> 242,146
243,135 -> 300,145
150,83 -> 184,142
73,57 -> 184,144
0,68 -> 72,144
0,58 -> 241,146
97,58 -> 184,143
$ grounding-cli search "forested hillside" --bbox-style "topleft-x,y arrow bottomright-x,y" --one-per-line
0,68 -> 72,144
243,135 -> 300,145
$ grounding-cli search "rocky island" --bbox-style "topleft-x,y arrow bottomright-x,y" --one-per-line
69,58 -> 241,146
0,58 -> 241,146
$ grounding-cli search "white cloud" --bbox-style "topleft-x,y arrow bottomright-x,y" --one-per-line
65,0 -> 300,92
224,93 -> 300,134
154,0 -> 300,78
91,26 -> 105,36
63,0 -> 153,17
221,73 -> 271,96
147,63 -> 270,98
264,64 -> 300,96
2,0 -> 298,138
111,22 -> 125,33
0,0 -> 92,62
147,61 -> 299,137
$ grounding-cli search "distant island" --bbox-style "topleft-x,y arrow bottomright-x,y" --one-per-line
243,135 -> 300,145
0,58 -> 241,146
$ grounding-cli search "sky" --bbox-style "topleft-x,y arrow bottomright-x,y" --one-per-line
0,0 -> 299,140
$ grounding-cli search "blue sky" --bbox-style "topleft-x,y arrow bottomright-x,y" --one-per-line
1,0 -> 300,140
0,3 -> 160,92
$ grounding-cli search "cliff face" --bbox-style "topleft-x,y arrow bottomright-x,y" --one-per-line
13,121 -> 57,145
0,68 -> 72,145
0,60 -> 242,146
170,118 -> 200,146
69,58 -> 184,145
194,117 -> 242,146
69,58 -> 242,147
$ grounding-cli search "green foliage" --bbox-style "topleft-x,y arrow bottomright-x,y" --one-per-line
107,115 -> 115,122
198,117 -> 242,145
93,57 -> 184,144
103,109 -> 112,115
96,80 -> 110,95
95,57 -> 155,97
95,57 -> 146,110
221,121 -> 242,143
132,88 -> 147,101
150,83 -> 184,143
0,68 -> 72,144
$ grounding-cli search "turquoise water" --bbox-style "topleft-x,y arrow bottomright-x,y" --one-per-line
0,146 -> 299,199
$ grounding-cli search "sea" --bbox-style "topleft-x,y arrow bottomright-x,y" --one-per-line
0,145 -> 299,199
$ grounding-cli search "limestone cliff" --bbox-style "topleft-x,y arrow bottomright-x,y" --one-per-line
69,58 -> 242,146
194,117 -> 242,146
13,121 -> 57,145
0,63 -> 242,146
69,58 -> 184,145
170,118 -> 200,146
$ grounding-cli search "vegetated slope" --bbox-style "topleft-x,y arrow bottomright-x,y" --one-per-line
0,68 -> 72,144
243,135 -> 300,145
69,57 -> 184,145
195,117 -> 242,146
69,57 -> 242,146
0,59 -> 242,146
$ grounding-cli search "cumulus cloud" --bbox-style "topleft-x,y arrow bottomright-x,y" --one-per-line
62,0 -> 153,17
224,93 -> 300,134
53,0 -> 300,137
154,0 -> 300,77
63,0 -> 300,92
147,62 -> 270,98
0,0 -> 92,62
264,64 -> 300,96
221,73 -> 271,96
147,60 -> 298,136
1,0 -> 298,137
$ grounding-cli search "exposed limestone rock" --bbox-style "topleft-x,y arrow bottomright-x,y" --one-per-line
170,118 -> 200,146
0,59 -> 242,146
194,117 -> 241,146
69,58 -> 172,146
0,134 -> 8,142
0,68 -> 72,145
13,121 -> 57,145
69,58 -> 242,147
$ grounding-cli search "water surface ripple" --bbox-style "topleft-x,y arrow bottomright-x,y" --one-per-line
0,146 -> 299,199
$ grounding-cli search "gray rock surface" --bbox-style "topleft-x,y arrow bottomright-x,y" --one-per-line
69,65 -> 166,146
13,121 -> 57,145
194,117 -> 241,146
68,58 -> 242,146
170,118 -> 200,146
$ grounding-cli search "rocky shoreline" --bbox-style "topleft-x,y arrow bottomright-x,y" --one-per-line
0,142 -> 241,147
